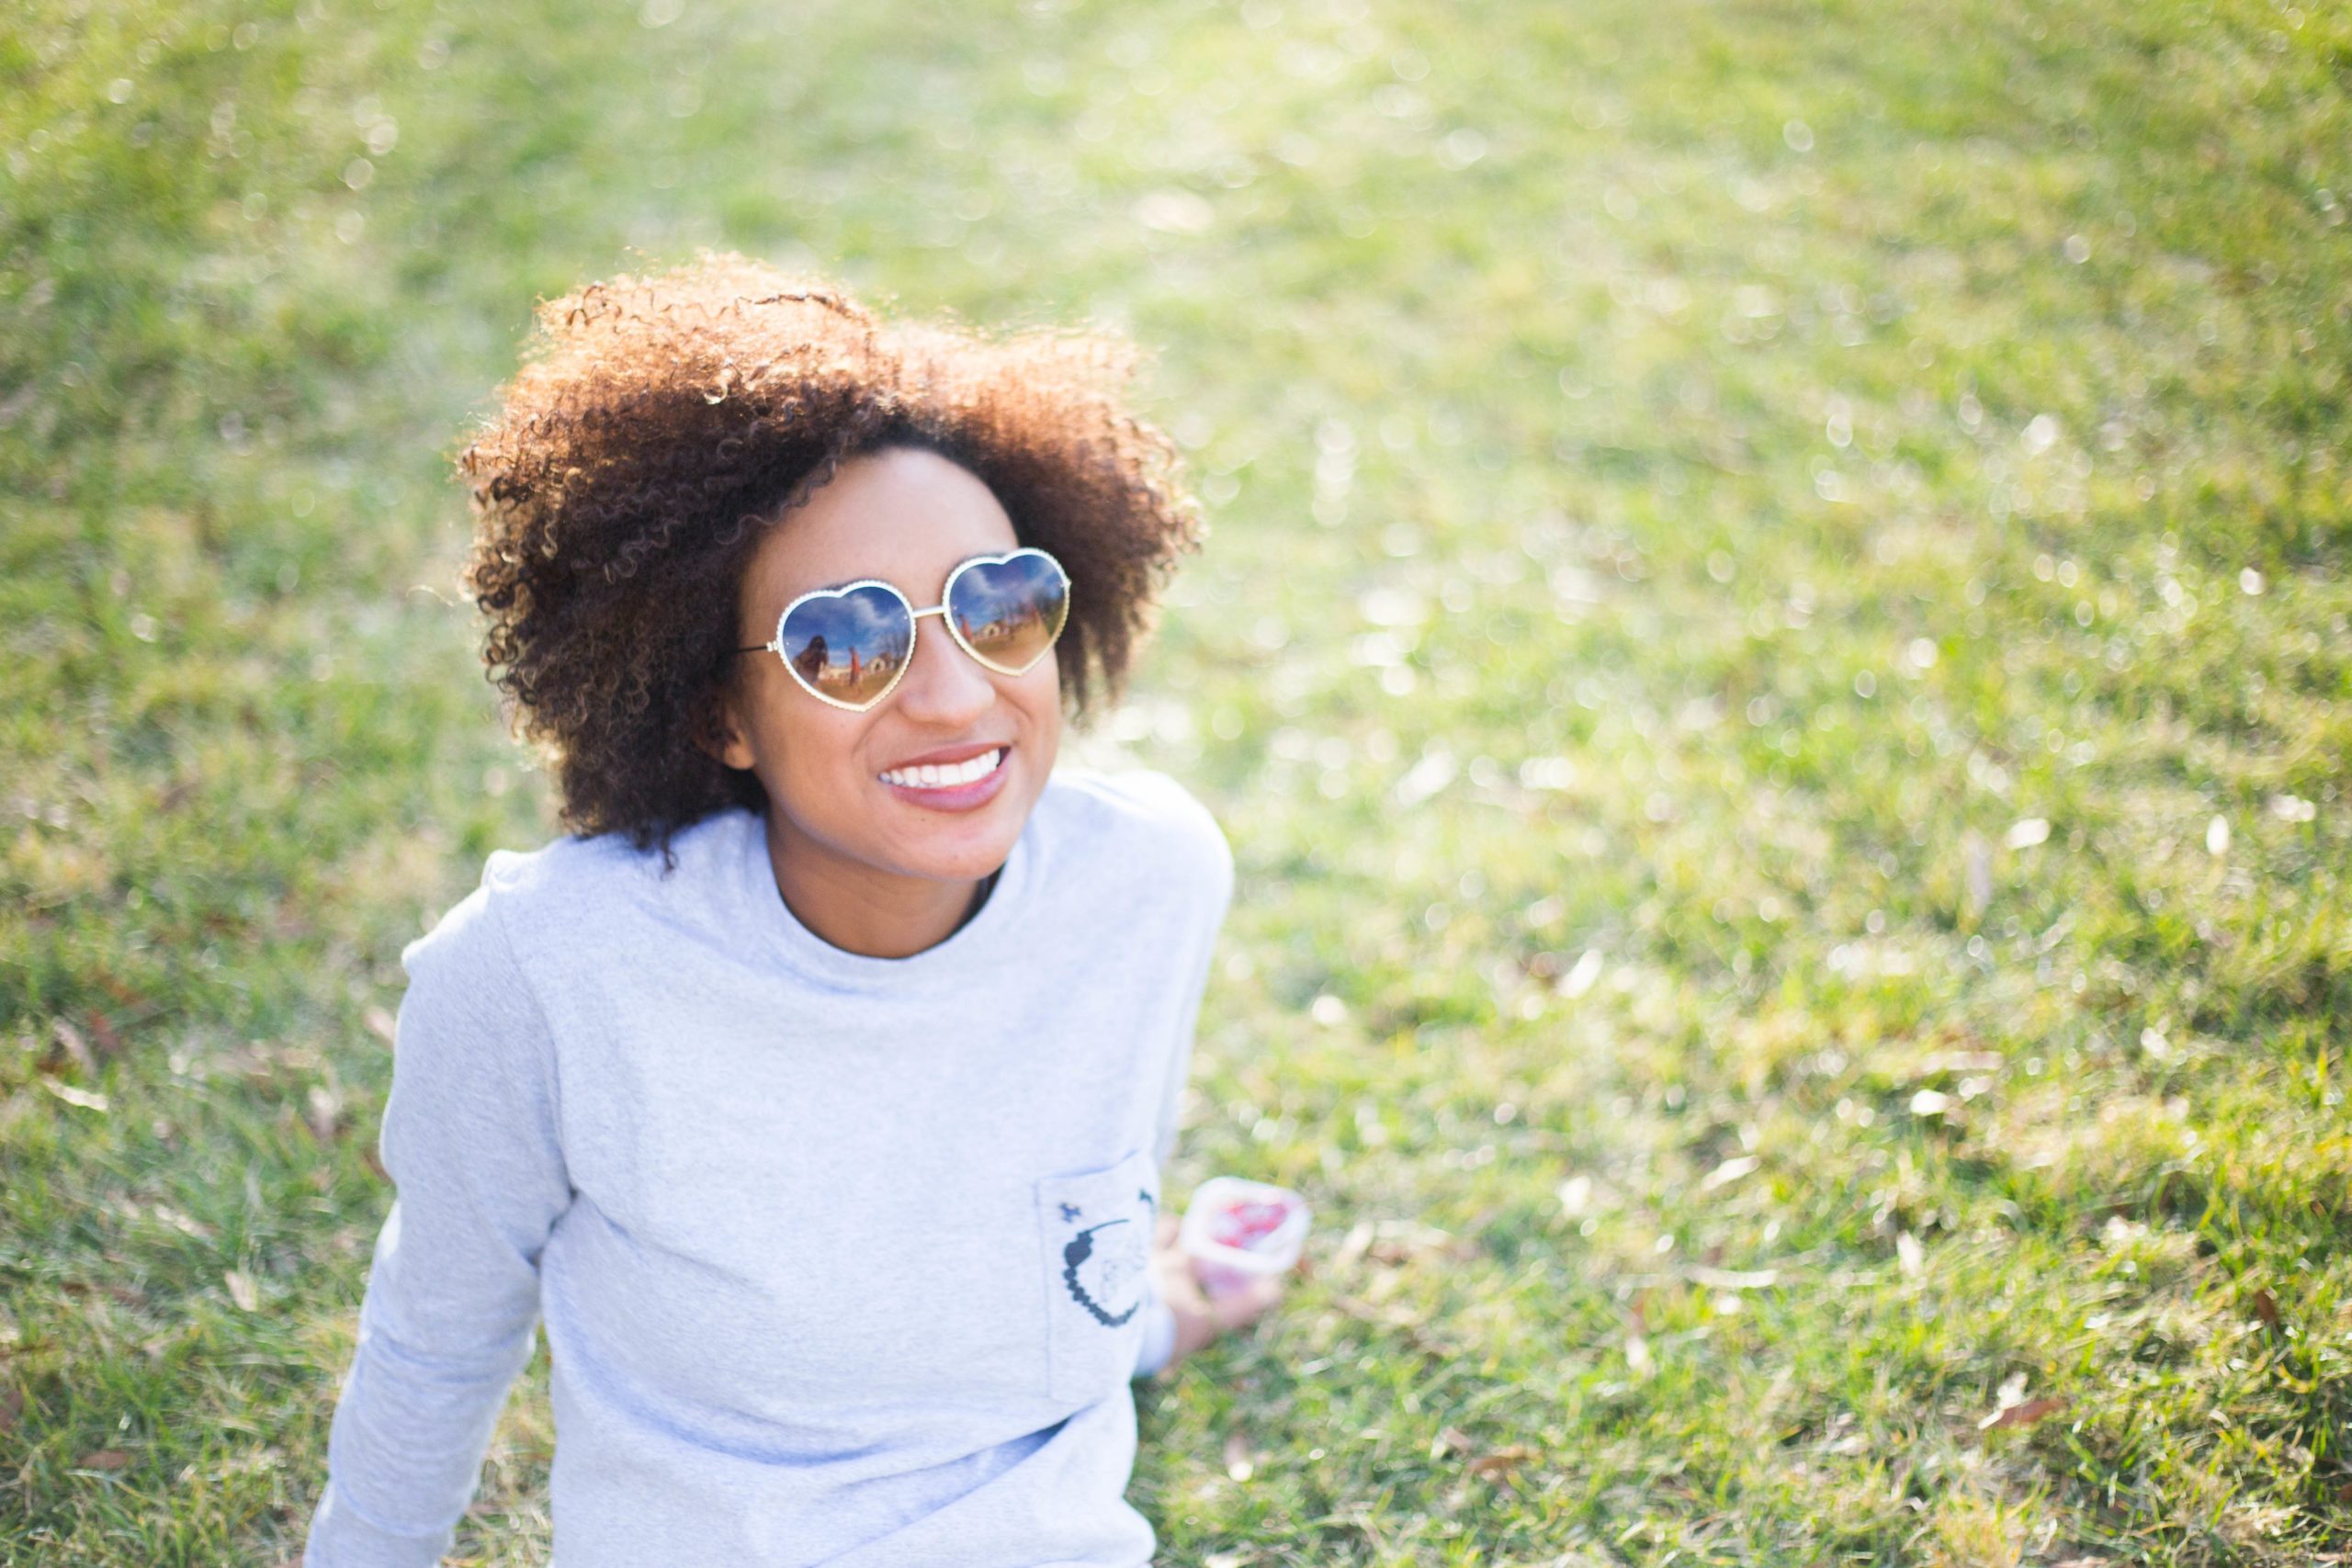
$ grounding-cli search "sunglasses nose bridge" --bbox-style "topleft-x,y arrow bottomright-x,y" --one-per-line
890,600 -> 999,722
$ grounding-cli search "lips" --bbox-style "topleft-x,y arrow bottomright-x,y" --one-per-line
881,740 -> 1008,773
875,743 -> 1014,809
877,747 -> 1001,788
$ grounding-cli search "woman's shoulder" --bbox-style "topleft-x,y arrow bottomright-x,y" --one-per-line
1038,766 -> 1233,897
406,807 -> 757,978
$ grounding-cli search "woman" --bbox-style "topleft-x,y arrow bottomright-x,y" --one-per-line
303,256 -> 1283,1567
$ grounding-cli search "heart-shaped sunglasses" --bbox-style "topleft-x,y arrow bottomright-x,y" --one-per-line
733,547 -> 1071,712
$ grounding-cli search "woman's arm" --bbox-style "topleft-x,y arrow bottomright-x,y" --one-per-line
304,888 -> 571,1568
1141,1215 -> 1284,1379
1134,782 -> 1266,1382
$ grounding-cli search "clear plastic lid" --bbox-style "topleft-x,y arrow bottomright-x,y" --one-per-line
1179,1176 -> 1311,1293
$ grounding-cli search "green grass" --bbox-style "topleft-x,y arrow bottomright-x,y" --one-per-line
4,0 -> 2348,1562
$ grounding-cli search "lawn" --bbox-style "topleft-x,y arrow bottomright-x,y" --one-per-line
3,0 -> 2347,1562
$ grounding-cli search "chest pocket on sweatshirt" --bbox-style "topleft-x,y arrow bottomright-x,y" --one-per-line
1035,1146 -> 1158,1405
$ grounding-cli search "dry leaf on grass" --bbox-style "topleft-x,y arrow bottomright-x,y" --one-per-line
226,1269 -> 260,1312
51,1019 -> 97,1076
62,1279 -> 145,1306
1435,1425 -> 1539,1483
0,1386 -> 22,1435
42,1080 -> 109,1112
1700,1155 -> 1758,1192
1978,1396 -> 2067,1431
86,1011 -> 124,1058
1466,1444 -> 1538,1479
78,1449 -> 133,1471
306,1083 -> 345,1145
2249,1289 -> 2279,1327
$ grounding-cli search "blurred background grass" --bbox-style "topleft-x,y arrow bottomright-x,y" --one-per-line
3,0 -> 2348,1562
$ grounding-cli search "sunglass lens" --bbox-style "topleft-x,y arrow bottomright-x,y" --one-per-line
777,584 -> 911,707
946,552 -> 1069,674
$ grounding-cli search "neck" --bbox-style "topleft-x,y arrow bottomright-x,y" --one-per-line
761,812 -> 994,959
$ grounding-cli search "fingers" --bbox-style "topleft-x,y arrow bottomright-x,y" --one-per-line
1207,1274 -> 1283,1331
1149,1221 -> 1289,1338
1158,1270 -> 1288,1374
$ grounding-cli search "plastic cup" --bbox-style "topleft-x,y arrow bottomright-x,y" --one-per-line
1179,1177 -> 1312,1299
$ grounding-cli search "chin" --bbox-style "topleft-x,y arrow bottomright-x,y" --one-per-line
894,798 -> 1033,880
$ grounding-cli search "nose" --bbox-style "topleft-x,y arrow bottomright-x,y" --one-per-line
891,616 -> 997,728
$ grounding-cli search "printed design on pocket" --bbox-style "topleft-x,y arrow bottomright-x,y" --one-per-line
1055,1185 -> 1156,1327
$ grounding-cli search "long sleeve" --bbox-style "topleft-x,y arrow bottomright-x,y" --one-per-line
1133,793 -> 1236,1382
305,886 -> 572,1568
1130,909 -> 1209,1382
1148,802 -> 1234,1175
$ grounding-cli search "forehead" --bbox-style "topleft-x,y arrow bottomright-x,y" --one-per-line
746,447 -> 1017,610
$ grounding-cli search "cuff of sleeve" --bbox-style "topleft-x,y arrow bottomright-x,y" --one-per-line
303,1477 -> 458,1568
1132,1294 -> 1178,1380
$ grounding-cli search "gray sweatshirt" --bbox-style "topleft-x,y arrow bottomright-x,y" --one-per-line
303,768 -> 1233,1567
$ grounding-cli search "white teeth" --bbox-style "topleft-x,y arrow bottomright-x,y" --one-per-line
881,748 -> 1003,789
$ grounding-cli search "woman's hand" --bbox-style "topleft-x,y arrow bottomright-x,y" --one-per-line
1148,1213 -> 1285,1376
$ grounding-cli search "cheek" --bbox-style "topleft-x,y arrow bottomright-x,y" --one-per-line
764,705 -> 869,800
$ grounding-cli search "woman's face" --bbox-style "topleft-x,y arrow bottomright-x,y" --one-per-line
717,446 -> 1062,900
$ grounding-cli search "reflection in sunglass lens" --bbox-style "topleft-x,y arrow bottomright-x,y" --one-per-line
777,583 -> 913,707
945,552 -> 1069,675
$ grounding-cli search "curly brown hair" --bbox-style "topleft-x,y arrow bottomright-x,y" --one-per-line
457,254 -> 1201,855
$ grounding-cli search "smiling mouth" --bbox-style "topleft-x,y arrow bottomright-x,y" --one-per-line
876,747 -> 1007,790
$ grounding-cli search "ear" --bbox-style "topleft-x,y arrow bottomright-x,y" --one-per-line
697,683 -> 759,773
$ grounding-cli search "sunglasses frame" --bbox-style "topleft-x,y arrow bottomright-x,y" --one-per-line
734,546 -> 1071,714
